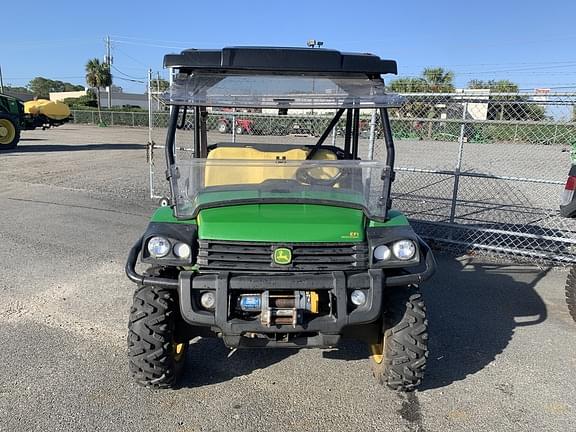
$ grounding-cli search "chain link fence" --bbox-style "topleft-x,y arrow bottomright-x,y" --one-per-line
382,92 -> 575,264
71,110 -> 150,127
73,90 -> 575,265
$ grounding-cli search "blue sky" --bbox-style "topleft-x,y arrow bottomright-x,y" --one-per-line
2,0 -> 576,94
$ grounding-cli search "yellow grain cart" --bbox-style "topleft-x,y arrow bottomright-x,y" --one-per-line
24,99 -> 72,129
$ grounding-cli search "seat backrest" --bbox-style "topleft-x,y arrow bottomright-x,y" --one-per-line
204,146 -> 337,187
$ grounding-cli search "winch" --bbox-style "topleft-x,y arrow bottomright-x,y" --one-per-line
238,291 -> 319,327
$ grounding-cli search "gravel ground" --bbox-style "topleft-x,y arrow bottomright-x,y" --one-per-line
0,125 -> 574,432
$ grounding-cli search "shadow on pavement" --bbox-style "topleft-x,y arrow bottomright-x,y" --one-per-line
179,337 -> 294,388
176,254 -> 549,389
6,143 -> 145,153
420,255 -> 549,390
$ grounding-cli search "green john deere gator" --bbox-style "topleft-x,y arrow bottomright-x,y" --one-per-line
125,47 -> 436,391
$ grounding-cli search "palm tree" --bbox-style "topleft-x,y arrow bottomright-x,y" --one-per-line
420,68 -> 454,137
85,58 -> 112,124
422,67 -> 454,93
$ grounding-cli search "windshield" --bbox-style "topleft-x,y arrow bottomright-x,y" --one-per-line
164,72 -> 404,109
171,158 -> 388,220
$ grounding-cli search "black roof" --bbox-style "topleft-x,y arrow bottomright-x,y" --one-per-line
164,47 -> 397,75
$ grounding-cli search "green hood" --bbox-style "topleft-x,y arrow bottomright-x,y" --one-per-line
197,203 -> 365,243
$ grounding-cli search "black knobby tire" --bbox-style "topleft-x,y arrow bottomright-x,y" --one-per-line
566,266 -> 576,322
128,268 -> 187,388
371,286 -> 428,391
0,113 -> 21,151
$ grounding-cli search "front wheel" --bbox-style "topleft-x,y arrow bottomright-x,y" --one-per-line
128,281 -> 188,388
565,266 -> 576,322
0,114 -> 20,151
370,286 -> 428,391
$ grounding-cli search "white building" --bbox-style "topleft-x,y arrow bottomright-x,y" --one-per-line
50,90 -> 148,109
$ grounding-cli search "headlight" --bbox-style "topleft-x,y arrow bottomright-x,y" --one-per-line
392,240 -> 417,261
373,245 -> 392,261
173,242 -> 191,259
147,236 -> 171,258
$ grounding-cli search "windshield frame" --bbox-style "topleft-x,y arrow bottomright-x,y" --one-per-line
163,102 -> 397,222
170,158 -> 389,221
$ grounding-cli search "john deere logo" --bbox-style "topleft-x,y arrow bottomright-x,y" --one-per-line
273,247 -> 292,265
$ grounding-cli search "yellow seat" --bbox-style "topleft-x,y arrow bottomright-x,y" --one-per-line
204,146 -> 337,187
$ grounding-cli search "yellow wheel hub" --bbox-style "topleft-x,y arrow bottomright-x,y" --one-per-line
370,339 -> 384,364
0,119 -> 16,145
173,342 -> 186,362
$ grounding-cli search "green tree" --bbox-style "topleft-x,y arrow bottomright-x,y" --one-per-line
85,58 -> 112,124
422,67 -> 455,92
27,77 -> 84,98
388,68 -> 455,93
468,79 -> 518,92
467,79 -> 545,121
388,68 -> 455,136
388,77 -> 427,93
154,77 -> 169,92
420,68 -> 454,136
62,93 -> 97,108
3,84 -> 30,94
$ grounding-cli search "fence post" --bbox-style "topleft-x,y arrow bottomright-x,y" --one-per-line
331,118 -> 337,146
552,124 -> 558,145
232,109 -> 236,143
91,111 -> 95,124
147,69 -> 155,199
148,69 -> 153,140
111,112 -> 114,126
448,101 -> 468,224
368,109 -> 377,160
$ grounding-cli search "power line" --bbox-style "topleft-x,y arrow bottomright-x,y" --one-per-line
113,46 -> 149,68
111,39 -> 188,50
111,64 -> 145,80
113,76 -> 146,84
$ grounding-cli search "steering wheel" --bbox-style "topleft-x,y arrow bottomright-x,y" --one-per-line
294,165 -> 345,187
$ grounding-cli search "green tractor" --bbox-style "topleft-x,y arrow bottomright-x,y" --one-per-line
0,94 -> 24,150
0,93 -> 72,151
125,47 -> 436,391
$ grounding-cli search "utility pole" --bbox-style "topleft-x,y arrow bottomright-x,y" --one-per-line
0,65 -> 4,93
105,35 -> 112,109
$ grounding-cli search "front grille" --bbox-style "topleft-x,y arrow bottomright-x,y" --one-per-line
197,240 -> 368,272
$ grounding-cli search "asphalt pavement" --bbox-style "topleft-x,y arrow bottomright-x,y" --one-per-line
0,125 -> 574,432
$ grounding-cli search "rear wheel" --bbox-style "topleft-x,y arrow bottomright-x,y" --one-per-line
370,286 -> 428,391
128,270 -> 188,388
0,114 -> 20,151
565,266 -> 576,322
217,122 -> 228,133
235,125 -> 244,135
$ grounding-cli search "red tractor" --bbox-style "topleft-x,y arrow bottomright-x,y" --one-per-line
217,117 -> 255,135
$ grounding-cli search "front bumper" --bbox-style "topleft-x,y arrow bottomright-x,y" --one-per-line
125,238 -> 436,348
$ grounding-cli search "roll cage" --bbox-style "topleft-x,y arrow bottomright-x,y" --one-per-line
161,47 -> 400,220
